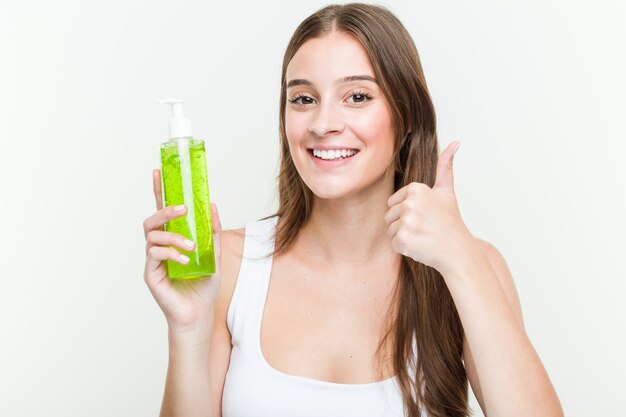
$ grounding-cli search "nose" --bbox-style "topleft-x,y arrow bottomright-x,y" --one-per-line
308,99 -> 345,137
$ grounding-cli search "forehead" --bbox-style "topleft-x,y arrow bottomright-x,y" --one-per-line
286,32 -> 375,82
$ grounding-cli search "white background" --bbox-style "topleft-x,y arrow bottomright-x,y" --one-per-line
1,0 -> 624,416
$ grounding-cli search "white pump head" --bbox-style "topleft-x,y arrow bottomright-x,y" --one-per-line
159,98 -> 193,139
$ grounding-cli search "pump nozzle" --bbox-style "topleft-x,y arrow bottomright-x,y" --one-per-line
159,98 -> 193,139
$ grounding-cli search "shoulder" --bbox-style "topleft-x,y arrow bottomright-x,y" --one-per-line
462,237 -> 525,412
214,228 -> 246,327
473,237 -> 525,328
221,227 -> 246,258
208,227 -> 246,413
474,237 -> 496,255
219,227 -> 246,286
474,237 -> 507,267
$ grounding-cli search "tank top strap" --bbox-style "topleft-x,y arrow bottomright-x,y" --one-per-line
226,215 -> 279,348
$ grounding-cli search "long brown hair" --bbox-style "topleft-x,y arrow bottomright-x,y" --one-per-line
261,3 -> 468,416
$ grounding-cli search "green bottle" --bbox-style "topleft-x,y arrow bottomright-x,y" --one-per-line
159,99 -> 216,280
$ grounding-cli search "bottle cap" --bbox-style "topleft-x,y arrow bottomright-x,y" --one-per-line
158,98 -> 193,139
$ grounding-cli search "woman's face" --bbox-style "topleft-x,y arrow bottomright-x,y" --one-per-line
285,31 -> 395,201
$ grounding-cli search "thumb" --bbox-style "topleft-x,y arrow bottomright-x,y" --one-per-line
434,141 -> 460,194
211,202 -> 222,269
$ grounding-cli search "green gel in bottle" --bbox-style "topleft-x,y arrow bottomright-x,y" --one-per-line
159,99 -> 216,280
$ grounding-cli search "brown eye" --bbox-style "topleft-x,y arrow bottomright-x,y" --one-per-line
347,90 -> 373,105
288,94 -> 315,106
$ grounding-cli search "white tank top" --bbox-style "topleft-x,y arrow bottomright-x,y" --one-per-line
221,215 -> 418,417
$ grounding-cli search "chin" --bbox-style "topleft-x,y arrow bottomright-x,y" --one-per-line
305,182 -> 359,201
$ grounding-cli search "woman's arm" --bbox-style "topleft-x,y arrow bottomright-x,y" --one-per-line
385,144 -> 562,416
462,239 -> 525,414
160,322 -> 214,417
159,228 -> 243,417
444,238 -> 563,417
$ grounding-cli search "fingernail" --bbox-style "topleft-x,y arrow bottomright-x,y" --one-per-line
183,239 -> 195,248
180,254 -> 190,263
453,143 -> 460,155
174,205 -> 185,212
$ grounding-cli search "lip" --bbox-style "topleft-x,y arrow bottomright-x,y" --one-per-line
307,148 -> 360,168
307,145 -> 360,151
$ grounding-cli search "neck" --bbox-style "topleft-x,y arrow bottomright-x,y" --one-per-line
296,168 -> 400,268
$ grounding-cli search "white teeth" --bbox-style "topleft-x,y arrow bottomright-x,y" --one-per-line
312,149 -> 358,160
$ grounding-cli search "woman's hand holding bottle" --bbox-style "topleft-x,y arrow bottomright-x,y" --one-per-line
142,168 -> 222,334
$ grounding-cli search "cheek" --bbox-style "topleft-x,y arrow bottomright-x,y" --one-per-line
284,109 -> 307,145
370,103 -> 394,135
284,114 -> 307,173
352,105 -> 394,150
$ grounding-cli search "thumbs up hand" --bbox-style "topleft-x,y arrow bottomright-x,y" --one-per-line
384,141 -> 476,276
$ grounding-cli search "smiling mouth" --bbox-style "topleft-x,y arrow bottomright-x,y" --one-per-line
308,149 -> 360,161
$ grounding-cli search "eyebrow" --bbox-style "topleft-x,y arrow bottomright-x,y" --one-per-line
286,75 -> 378,88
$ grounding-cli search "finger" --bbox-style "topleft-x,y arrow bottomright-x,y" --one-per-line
146,230 -> 196,254
211,202 -> 222,261
434,141 -> 460,194
146,245 -> 190,273
386,218 -> 402,238
387,186 -> 408,207
143,258 -> 171,291
143,204 -> 187,239
383,203 -> 403,225
153,169 -> 164,211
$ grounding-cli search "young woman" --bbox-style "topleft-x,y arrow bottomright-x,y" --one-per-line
142,4 -> 563,417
